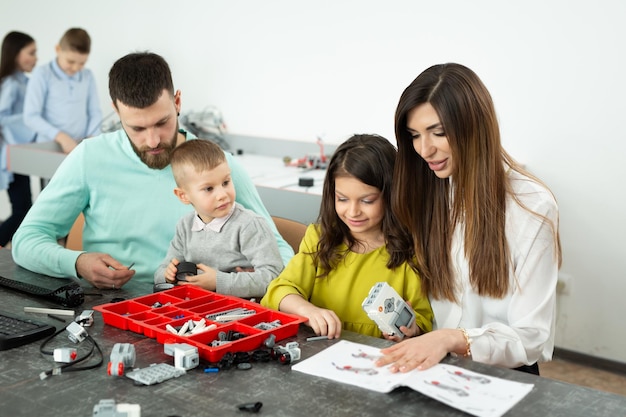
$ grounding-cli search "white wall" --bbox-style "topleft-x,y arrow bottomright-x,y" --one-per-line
2,0 -> 625,363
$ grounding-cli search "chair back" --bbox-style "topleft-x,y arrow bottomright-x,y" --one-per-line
272,216 -> 307,254
67,213 -> 309,255
66,213 -> 85,251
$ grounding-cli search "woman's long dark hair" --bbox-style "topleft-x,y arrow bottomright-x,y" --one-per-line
314,134 -> 417,278
0,31 -> 34,83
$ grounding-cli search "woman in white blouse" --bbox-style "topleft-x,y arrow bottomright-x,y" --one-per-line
376,63 -> 561,375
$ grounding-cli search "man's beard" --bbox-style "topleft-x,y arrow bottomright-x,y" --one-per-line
129,123 -> 179,169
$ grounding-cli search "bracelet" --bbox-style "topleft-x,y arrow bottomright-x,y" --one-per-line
459,328 -> 472,357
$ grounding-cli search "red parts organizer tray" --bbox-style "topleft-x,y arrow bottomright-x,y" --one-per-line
93,286 -> 306,362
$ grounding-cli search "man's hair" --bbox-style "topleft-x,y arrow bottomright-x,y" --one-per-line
108,52 -> 174,109
171,139 -> 226,187
58,28 -> 90,54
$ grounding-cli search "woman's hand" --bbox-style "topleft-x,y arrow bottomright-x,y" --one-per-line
375,328 -> 466,372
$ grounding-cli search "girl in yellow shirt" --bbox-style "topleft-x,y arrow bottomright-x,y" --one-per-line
261,134 -> 433,339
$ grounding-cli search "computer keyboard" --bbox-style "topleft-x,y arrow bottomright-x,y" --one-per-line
0,310 -> 56,351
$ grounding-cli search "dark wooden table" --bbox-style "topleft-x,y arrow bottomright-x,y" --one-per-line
1,253 -> 625,417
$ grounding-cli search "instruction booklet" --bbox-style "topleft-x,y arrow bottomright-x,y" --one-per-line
292,340 -> 533,417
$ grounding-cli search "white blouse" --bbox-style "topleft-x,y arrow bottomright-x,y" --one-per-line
430,170 -> 559,368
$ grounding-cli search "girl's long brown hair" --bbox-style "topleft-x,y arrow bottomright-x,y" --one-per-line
314,134 -> 417,278
392,63 -> 561,301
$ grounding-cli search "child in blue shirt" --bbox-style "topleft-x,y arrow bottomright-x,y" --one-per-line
23,28 -> 101,154
0,31 -> 37,245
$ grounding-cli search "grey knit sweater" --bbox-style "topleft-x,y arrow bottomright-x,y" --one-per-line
154,203 -> 284,298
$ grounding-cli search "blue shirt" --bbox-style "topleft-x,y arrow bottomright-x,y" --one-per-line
23,59 -> 102,143
0,71 -> 36,188
12,130 -> 294,287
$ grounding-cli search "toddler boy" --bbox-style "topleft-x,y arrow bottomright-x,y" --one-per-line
154,139 -> 284,298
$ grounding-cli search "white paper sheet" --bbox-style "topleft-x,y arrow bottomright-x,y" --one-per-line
292,340 -> 534,417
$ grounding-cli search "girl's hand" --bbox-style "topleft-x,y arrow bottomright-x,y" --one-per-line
382,299 -> 423,341
382,320 -> 422,342
277,294 -> 342,338
164,258 -> 180,283
375,329 -> 465,372
301,304 -> 342,338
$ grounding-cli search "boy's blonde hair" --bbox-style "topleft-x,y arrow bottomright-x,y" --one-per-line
171,139 -> 226,187
59,28 -> 91,54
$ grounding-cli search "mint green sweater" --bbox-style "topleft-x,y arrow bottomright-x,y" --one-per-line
12,130 -> 293,288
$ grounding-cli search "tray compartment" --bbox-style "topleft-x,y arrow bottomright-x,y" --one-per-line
165,285 -> 215,300
127,311 -> 159,334
94,286 -> 306,362
153,315 -> 207,344
175,294 -> 221,310
94,300 -> 149,330
132,292 -> 181,308
187,321 -> 262,362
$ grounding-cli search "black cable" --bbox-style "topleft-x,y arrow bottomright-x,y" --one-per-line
63,336 -> 104,373
39,326 -> 68,355
38,326 -> 104,379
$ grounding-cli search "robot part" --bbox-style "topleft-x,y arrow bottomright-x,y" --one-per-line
75,310 -> 95,327
125,363 -> 185,385
175,262 -> 197,282
361,282 -> 416,339
53,347 -> 77,363
164,343 -> 199,370
92,399 -> 141,417
107,343 -> 136,377
66,321 -> 88,343
284,136 -> 328,170
272,341 -> 301,365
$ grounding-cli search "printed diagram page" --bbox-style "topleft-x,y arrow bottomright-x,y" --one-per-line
292,340 -> 534,417
293,340 -> 409,393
